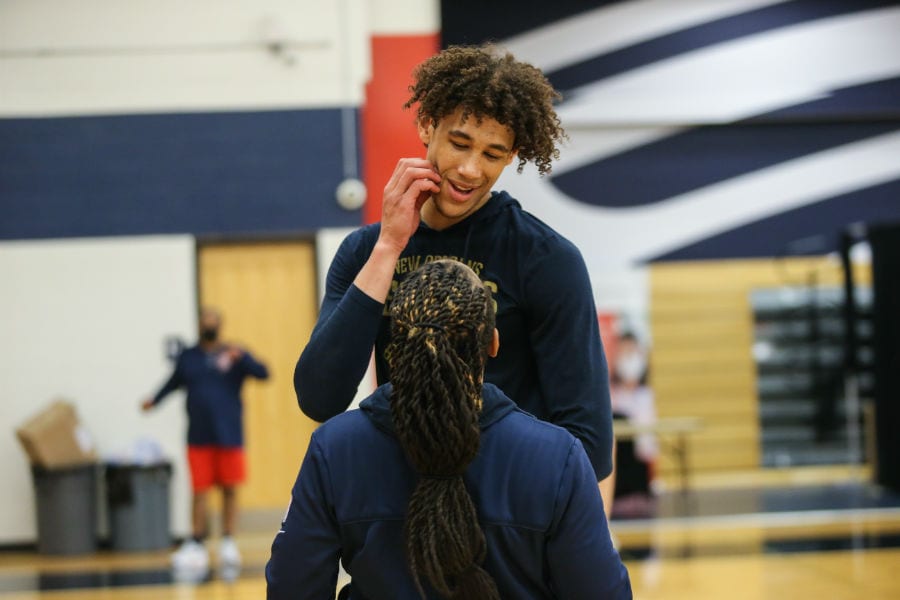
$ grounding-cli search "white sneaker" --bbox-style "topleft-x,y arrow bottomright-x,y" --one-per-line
219,536 -> 242,567
171,539 -> 209,571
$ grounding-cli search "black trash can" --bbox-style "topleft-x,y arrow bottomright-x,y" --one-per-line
32,464 -> 98,555
105,462 -> 172,551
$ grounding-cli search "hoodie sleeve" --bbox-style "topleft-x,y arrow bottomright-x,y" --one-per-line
239,351 -> 269,380
152,353 -> 185,404
266,434 -> 341,599
525,238 -> 614,480
546,439 -> 632,599
294,229 -> 385,422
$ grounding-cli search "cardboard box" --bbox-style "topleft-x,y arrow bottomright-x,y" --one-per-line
16,401 -> 97,469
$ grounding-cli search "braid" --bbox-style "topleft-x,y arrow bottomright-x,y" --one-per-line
387,260 -> 499,600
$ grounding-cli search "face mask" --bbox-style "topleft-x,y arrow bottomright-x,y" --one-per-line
616,352 -> 646,383
200,328 -> 219,342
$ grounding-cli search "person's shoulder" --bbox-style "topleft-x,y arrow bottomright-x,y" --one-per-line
495,408 -> 579,453
484,410 -> 584,503
494,191 -> 579,254
327,224 -> 381,274
335,223 -> 381,253
309,408 -> 390,469
314,409 -> 369,438
179,345 -> 203,360
508,407 -> 576,435
348,222 -> 381,240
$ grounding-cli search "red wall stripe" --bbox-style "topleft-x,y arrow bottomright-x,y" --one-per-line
361,34 -> 440,225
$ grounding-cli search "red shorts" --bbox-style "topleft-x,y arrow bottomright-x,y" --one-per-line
187,445 -> 246,492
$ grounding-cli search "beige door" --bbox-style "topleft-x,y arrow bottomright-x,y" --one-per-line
198,241 -> 320,509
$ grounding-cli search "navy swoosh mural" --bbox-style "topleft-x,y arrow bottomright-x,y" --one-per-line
440,0 -> 615,48
442,0 -> 900,262
757,76 -> 900,121
545,0 -> 898,94
650,178 -> 900,261
551,77 -> 900,209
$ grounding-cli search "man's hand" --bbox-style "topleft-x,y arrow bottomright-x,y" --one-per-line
140,398 -> 155,412
379,158 -> 441,253
352,158 -> 440,304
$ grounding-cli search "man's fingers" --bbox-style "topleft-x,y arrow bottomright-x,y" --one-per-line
384,159 -> 439,199
379,158 -> 440,248
384,157 -> 429,189
412,179 -> 441,208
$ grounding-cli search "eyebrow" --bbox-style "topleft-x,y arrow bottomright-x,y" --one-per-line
448,129 -> 512,154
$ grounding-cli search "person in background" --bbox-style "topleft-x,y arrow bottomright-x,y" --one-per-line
268,260 -> 631,599
294,44 -> 615,510
610,331 -> 658,517
142,307 -> 269,573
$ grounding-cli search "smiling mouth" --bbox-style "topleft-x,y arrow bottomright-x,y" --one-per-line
448,180 -> 478,199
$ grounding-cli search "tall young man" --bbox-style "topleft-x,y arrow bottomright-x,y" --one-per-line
295,46 -> 614,487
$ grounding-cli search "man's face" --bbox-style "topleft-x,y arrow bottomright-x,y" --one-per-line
417,108 -> 516,230
199,311 -> 221,342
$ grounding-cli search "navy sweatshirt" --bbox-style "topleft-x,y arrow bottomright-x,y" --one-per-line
295,191 -> 613,479
266,383 -> 632,599
152,345 -> 269,447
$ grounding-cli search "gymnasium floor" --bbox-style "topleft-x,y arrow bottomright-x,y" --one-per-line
2,468 -> 899,599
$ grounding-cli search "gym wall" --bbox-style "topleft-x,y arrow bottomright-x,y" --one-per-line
0,0 -> 439,545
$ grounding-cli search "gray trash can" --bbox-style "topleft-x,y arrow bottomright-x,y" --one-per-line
32,464 -> 98,555
105,462 -> 172,551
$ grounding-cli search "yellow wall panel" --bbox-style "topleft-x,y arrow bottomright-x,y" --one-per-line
659,396 -> 757,419
652,370 -> 756,392
649,255 -> 870,477
652,321 -> 748,343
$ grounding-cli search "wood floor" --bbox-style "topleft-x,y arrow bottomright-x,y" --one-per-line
3,472 -> 900,599
2,548 -> 898,599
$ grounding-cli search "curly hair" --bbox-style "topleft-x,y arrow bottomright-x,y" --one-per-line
404,45 -> 566,176
387,259 -> 499,599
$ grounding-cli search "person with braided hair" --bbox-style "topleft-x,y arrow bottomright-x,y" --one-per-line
267,260 -> 631,599
295,45 -> 617,506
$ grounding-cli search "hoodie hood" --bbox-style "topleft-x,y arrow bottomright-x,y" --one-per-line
360,381 -> 518,437
414,190 -> 520,259
419,190 -> 519,235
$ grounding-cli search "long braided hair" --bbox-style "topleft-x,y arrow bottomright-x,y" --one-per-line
387,260 -> 500,599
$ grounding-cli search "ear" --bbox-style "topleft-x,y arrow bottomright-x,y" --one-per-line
417,118 -> 434,146
488,328 -> 500,358
505,150 -> 518,167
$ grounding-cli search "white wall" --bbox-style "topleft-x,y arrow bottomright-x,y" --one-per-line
0,236 -> 197,544
316,228 -> 376,409
0,0 -> 371,117
369,0 -> 439,34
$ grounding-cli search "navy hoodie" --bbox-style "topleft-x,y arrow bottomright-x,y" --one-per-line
266,383 -> 632,599
295,191 -> 613,479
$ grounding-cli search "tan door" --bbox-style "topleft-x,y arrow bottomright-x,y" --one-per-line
198,240 -> 320,510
